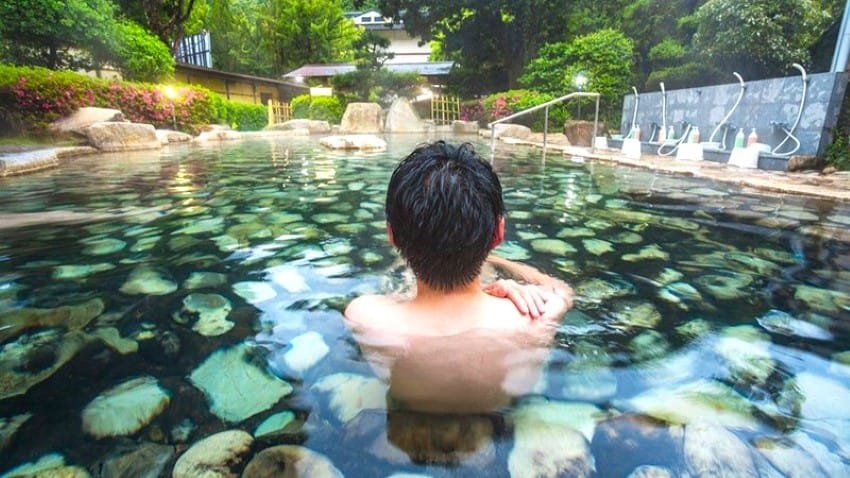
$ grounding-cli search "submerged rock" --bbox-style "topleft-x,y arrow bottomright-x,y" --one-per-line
189,343 -> 293,422
119,266 -> 177,296
627,465 -> 674,478
530,239 -> 577,256
172,430 -> 253,478
0,298 -> 104,342
557,227 -> 596,238
753,436 -> 828,478
658,282 -> 702,308
609,301 -> 662,330
81,376 -> 170,438
98,442 -> 174,478
183,271 -> 227,290
0,413 -> 31,452
312,373 -> 387,423
0,330 -> 88,400
242,445 -> 344,478
2,453 -> 90,478
319,134 -> 387,151
575,278 -> 635,304
622,244 -> 669,262
561,368 -> 618,401
683,423 -> 757,478
676,318 -> 712,339
511,398 -> 607,442
254,410 -> 296,438
617,379 -> 759,430
756,309 -> 833,341
590,415 -> 683,478
793,285 -> 850,314
508,399 -> 595,478
629,330 -> 670,362
583,239 -> 614,256
53,263 -> 115,280
80,237 -> 126,256
695,273 -> 753,300
715,326 -> 775,385
282,331 -> 329,374
233,281 -> 277,304
172,293 -> 233,337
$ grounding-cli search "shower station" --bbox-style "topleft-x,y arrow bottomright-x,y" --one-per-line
614,0 -> 850,171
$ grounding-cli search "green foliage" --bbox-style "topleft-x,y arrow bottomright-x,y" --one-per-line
291,94 -> 312,119
824,82 -> 850,170
112,21 -> 175,82
648,38 -> 686,67
480,89 -> 569,131
0,64 -> 266,134
332,69 -> 422,106
115,0 -> 200,48
354,31 -> 393,70
290,94 -> 344,123
308,96 -> 344,123
691,0 -> 831,79
520,29 -> 634,122
645,61 -> 722,90
214,98 -> 267,131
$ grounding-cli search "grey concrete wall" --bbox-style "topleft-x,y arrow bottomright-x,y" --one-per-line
620,72 -> 849,157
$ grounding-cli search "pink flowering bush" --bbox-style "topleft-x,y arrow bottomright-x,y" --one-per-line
0,64 -> 239,134
481,89 -> 569,131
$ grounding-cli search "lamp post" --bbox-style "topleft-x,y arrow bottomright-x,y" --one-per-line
163,86 -> 178,130
574,73 -> 588,120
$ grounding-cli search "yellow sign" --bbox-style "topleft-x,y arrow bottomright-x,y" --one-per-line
310,87 -> 333,97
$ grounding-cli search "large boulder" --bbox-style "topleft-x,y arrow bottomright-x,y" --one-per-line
318,135 -> 387,151
339,102 -> 383,133
493,123 -> 532,140
155,129 -> 193,145
49,107 -> 125,135
564,120 -> 605,147
787,155 -> 824,172
0,149 -> 59,177
452,120 -> 479,135
270,119 -> 331,134
384,98 -> 425,133
84,122 -> 161,152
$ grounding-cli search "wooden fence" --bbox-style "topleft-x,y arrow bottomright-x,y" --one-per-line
267,99 -> 292,126
430,95 -> 461,125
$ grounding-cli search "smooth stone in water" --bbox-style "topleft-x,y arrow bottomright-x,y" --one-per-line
254,411 -> 296,438
81,376 -> 170,438
583,239 -> 614,256
575,278 -> 635,303
183,271 -> 227,290
610,301 -> 662,330
753,436 -> 828,478
0,413 -> 31,452
233,281 -> 277,304
695,273 -> 753,300
530,239 -> 576,256
98,442 -> 174,478
129,235 -> 160,253
283,331 -> 329,374
793,285 -> 850,314
119,266 -> 177,296
658,282 -> 702,307
268,265 -> 310,293
508,399 -> 595,478
242,445 -> 343,478
684,423 -> 757,478
629,330 -> 670,362
494,242 -> 531,261
561,369 -> 618,401
53,263 -> 116,280
628,466 -> 674,478
558,227 -> 596,238
189,343 -> 293,422
590,415 -> 683,478
622,244 -> 669,262
174,217 -> 224,235
612,231 -> 643,244
676,318 -> 712,339
172,430 -> 253,478
0,298 -> 104,342
312,373 -> 387,423
173,293 -> 233,337
756,309 -> 833,341
312,213 -> 349,225
2,453 -> 90,478
81,237 -> 126,256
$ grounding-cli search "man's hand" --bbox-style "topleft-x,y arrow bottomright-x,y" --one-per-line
483,279 -> 573,320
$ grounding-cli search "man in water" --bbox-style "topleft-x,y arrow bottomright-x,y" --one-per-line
345,141 -> 574,413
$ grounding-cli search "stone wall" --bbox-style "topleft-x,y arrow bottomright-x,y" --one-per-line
620,72 -> 849,157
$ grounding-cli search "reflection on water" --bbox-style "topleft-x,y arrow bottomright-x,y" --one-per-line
0,138 -> 849,476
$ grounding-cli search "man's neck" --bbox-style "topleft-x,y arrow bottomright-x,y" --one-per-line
412,278 -> 484,305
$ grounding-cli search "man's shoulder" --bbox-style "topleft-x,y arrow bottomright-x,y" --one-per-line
344,294 -> 397,325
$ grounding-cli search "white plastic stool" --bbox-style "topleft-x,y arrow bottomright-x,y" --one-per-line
621,138 -> 642,159
727,147 -> 759,169
676,143 -> 704,161
593,136 -> 609,150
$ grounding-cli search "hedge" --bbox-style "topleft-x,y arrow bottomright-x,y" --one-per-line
463,89 -> 569,131
0,64 -> 268,134
291,94 -> 344,123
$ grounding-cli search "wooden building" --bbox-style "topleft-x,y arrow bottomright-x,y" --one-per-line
174,62 -> 308,104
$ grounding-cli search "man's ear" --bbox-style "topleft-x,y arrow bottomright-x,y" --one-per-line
491,216 -> 505,249
387,223 -> 396,247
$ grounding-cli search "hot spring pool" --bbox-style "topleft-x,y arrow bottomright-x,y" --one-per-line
1,136 -> 849,477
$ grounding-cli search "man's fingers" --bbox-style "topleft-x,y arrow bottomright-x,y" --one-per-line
506,287 -> 529,315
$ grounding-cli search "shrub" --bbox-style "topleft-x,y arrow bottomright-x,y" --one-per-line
0,64 -> 268,134
216,99 -> 267,131
460,100 -> 485,124
112,21 -> 175,82
481,89 -> 569,132
645,62 -> 723,90
291,94 -> 311,119
308,96 -> 343,123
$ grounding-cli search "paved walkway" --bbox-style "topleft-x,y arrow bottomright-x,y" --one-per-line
501,136 -> 850,202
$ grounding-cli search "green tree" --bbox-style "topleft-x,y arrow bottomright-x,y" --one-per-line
354,30 -> 393,70
203,0 -> 274,75
111,21 -> 175,81
0,0 -> 117,69
115,0 -> 200,52
520,28 -> 635,117
691,0 -> 831,79
263,0 -> 361,73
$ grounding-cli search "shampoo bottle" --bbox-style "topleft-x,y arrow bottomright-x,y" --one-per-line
691,126 -> 700,143
735,128 -> 745,148
747,128 -> 758,146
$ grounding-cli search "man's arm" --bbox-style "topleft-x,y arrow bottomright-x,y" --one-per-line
484,255 -> 574,319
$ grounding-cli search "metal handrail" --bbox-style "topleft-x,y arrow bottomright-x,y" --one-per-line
488,91 -> 601,155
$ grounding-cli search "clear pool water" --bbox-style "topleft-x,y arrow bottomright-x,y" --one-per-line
0,137 -> 849,477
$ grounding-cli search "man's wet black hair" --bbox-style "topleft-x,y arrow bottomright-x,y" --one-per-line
386,141 -> 505,291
